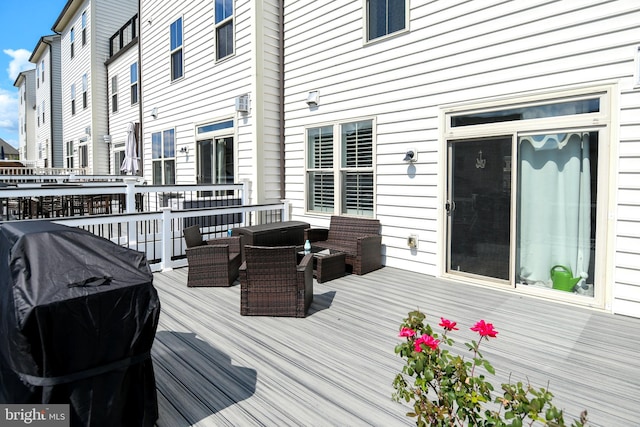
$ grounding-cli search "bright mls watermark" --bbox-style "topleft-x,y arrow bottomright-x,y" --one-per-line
0,405 -> 69,427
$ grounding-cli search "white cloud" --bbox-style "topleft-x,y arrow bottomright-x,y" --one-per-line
4,48 -> 34,81
0,87 -> 19,135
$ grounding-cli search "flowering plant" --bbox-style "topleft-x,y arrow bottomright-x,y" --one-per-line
392,310 -> 588,426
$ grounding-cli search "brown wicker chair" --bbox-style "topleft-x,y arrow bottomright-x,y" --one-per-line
185,235 -> 243,287
305,216 -> 382,275
240,245 -> 313,317
184,225 -> 207,248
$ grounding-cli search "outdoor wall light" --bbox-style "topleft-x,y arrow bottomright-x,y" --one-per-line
407,234 -> 418,249
403,148 -> 417,162
306,91 -> 319,106
179,146 -> 189,154
151,107 -> 158,119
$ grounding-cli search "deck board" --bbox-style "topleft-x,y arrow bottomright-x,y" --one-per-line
151,267 -> 640,427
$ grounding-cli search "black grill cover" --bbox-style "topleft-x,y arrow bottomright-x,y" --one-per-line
0,221 -> 160,426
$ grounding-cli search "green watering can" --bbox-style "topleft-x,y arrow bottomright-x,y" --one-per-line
550,265 -> 581,292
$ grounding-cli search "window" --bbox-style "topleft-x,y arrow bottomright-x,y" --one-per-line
196,120 -> 235,189
78,143 -> 88,168
215,0 -> 233,60
71,84 -> 76,115
130,62 -> 138,105
82,74 -> 88,109
41,60 -> 45,81
152,129 -> 176,184
36,65 -> 39,88
111,76 -> 118,112
366,0 -> 406,41
170,18 -> 183,80
66,141 -> 74,168
37,104 -> 40,126
70,27 -> 75,58
42,101 -> 45,123
306,119 -> 374,217
82,11 -> 87,45
114,144 -> 126,175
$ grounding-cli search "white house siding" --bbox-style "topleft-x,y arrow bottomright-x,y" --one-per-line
283,0 -> 640,316
13,70 -> 37,161
139,0 -> 282,203
55,0 -> 137,174
32,36 -> 63,168
106,43 -> 140,174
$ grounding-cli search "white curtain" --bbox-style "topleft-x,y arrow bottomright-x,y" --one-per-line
518,132 -> 591,286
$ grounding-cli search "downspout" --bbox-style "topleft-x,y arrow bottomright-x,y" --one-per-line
105,66 -> 111,174
279,0 -> 285,200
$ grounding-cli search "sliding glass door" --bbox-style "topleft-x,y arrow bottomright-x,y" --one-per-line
447,137 -> 512,281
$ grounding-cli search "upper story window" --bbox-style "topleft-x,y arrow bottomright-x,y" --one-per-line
130,62 -> 139,105
70,83 -> 76,115
41,60 -> 45,81
170,17 -> 183,81
111,76 -> 118,112
215,0 -> 234,60
36,65 -> 40,88
70,27 -> 75,58
366,0 -> 407,42
82,11 -> 87,45
82,74 -> 88,109
41,101 -> 45,123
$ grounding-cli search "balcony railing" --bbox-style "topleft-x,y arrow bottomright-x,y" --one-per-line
1,178 -> 290,272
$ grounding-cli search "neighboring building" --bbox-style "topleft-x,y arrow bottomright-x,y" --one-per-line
29,34 -> 63,168
283,1 -> 640,317
105,14 -> 140,175
0,139 -> 20,161
13,69 -> 37,162
52,0 -> 138,174
138,0 -> 283,203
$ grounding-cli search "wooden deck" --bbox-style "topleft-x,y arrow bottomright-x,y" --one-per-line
151,267 -> 640,427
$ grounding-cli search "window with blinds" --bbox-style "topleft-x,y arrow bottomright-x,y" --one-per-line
341,120 -> 373,216
306,120 -> 374,217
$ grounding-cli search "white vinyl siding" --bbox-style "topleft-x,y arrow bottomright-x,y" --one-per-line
284,0 -> 640,316
140,0 -> 281,203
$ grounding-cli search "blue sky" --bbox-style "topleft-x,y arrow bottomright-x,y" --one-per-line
0,0 -> 68,147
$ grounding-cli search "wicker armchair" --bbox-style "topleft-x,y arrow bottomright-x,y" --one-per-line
305,216 -> 382,275
240,245 -> 313,317
185,234 -> 243,287
184,225 -> 207,248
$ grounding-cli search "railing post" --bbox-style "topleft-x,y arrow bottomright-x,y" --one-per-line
161,207 -> 173,271
281,199 -> 291,221
123,177 -> 138,214
241,179 -> 251,226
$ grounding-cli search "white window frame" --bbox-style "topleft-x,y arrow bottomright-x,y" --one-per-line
82,11 -> 87,46
70,83 -> 76,115
305,118 -> 376,218
215,0 -> 234,60
82,73 -> 88,109
111,76 -> 118,113
364,0 -> 409,43
130,62 -> 138,105
70,27 -> 75,58
65,141 -> 74,168
170,17 -> 184,81
152,128 -> 176,184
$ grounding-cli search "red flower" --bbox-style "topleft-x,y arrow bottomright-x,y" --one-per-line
439,317 -> 459,331
470,320 -> 498,338
414,335 -> 440,352
399,327 -> 416,338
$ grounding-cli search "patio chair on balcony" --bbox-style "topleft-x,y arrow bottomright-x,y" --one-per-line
240,245 -> 313,317
184,227 -> 244,287
183,225 -> 208,248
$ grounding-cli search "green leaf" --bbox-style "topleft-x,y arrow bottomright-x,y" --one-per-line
483,360 -> 495,375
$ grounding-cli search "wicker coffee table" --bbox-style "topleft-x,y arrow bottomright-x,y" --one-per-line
299,247 -> 345,283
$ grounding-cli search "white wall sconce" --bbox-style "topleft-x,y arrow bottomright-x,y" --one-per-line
306,90 -> 319,107
403,148 -> 417,162
179,146 -> 189,154
151,107 -> 158,119
407,234 -> 418,249
103,135 -> 112,144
